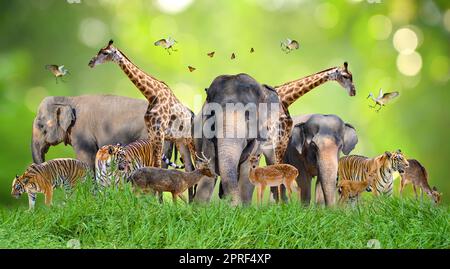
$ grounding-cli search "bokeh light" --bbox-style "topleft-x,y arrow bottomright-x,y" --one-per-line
368,15 -> 392,40
393,28 -> 418,54
155,0 -> 194,14
78,18 -> 109,48
314,3 -> 339,29
396,51 -> 422,76
444,9 -> 450,32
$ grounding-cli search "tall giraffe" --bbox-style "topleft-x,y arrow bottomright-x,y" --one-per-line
275,62 -> 356,108
269,62 -> 356,165
88,40 -> 195,168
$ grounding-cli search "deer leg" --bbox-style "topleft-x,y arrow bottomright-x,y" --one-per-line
178,193 -> 188,204
256,185 -> 261,206
286,181 -> 293,203
171,192 -> 177,204
260,184 -> 267,206
399,179 -> 405,197
413,185 -> 418,200
277,185 -> 281,204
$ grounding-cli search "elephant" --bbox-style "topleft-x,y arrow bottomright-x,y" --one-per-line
284,114 -> 358,206
193,73 -> 282,204
31,94 -> 192,172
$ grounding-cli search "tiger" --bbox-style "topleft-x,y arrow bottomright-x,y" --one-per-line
338,149 -> 409,196
11,158 -> 90,210
95,139 -> 184,187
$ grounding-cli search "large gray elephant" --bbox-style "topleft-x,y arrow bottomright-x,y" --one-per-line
193,73 -> 281,204
284,114 -> 358,206
31,94 -> 191,171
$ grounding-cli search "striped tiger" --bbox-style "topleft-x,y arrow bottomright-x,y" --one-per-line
338,149 -> 409,196
11,158 -> 89,210
95,139 -> 184,187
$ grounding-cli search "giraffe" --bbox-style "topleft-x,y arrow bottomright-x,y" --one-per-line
88,40 -> 195,169
275,62 -> 356,108
271,62 -> 356,163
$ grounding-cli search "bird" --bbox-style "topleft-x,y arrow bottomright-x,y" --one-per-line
45,64 -> 69,84
280,38 -> 299,53
154,37 -> 177,54
231,53 -> 236,60
207,51 -> 215,58
250,47 -> 255,53
367,88 -> 400,112
188,66 -> 196,72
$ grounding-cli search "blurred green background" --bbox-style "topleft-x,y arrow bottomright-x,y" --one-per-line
0,0 -> 449,206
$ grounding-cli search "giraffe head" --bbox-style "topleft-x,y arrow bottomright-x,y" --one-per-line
331,62 -> 355,96
88,39 -> 120,68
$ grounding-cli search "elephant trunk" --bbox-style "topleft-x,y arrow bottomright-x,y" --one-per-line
31,127 -> 48,164
216,138 -> 244,205
317,145 -> 339,206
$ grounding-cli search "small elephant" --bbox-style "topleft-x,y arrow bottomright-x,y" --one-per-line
284,114 -> 358,206
31,95 -> 190,171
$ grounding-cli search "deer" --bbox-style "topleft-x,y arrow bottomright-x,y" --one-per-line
128,152 -> 216,204
248,154 -> 299,205
399,159 -> 442,204
337,179 -> 371,204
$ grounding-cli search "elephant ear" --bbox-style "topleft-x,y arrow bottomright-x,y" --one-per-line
56,105 -> 75,132
342,123 -> 358,155
291,123 -> 307,154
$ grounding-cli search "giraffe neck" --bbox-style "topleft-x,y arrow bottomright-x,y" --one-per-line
276,67 -> 338,108
113,49 -> 172,102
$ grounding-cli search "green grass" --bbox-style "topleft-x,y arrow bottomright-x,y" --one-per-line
0,181 -> 449,249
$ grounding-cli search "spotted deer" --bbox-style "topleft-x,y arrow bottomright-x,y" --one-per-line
248,154 -> 299,205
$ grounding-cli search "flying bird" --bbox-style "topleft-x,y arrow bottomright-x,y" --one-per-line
188,66 -> 196,72
45,64 -> 69,83
207,51 -> 215,58
280,38 -> 299,53
367,88 -> 400,112
154,37 -> 177,54
231,53 -> 236,60
250,47 -> 255,53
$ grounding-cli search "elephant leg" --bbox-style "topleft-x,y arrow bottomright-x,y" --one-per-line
73,143 -> 97,171
297,174 -> 312,205
315,179 -> 326,205
238,158 -> 255,205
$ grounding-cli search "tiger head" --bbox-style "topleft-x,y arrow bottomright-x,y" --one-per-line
386,149 -> 409,174
96,144 -> 127,171
11,173 -> 30,198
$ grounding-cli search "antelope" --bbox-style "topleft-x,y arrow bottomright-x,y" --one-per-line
400,159 -> 442,204
128,152 -> 216,204
248,154 -> 299,205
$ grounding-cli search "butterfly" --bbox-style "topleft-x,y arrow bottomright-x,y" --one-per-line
231,53 -> 236,60
45,64 -> 70,84
154,37 -> 178,55
188,66 -> 196,72
250,48 -> 255,53
207,51 -> 215,58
